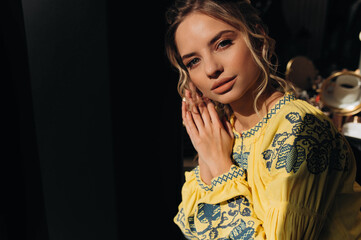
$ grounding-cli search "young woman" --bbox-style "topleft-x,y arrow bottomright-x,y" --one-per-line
165,0 -> 361,239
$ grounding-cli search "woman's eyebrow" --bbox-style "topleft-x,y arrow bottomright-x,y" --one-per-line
208,30 -> 235,46
181,52 -> 196,61
181,30 -> 235,61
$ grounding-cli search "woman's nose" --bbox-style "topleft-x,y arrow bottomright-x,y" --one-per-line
204,56 -> 223,79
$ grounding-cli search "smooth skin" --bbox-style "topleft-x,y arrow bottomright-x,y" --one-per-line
176,13 -> 282,185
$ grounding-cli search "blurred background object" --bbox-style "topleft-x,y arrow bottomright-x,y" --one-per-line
286,56 -> 318,92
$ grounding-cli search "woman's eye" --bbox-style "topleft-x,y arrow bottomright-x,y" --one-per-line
218,39 -> 232,49
186,58 -> 200,69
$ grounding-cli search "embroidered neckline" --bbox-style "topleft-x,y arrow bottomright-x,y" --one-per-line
231,92 -> 296,138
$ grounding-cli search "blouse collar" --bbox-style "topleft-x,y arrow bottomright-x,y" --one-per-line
230,92 -> 296,138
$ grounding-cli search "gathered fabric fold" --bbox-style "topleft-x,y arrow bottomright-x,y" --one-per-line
264,201 -> 326,240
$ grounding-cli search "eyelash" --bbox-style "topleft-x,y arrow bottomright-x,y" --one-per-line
217,39 -> 232,49
186,58 -> 200,69
185,39 -> 233,69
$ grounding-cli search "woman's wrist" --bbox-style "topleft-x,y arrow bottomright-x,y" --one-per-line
208,158 -> 233,179
199,156 -> 233,182
198,158 -> 213,185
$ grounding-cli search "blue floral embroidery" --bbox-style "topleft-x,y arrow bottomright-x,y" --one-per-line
182,196 -> 256,239
226,220 -> 255,240
261,149 -> 273,171
233,144 -> 250,170
262,112 -> 348,174
231,93 -> 296,173
175,209 -> 198,239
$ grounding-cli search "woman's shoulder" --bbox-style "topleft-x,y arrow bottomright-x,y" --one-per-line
268,95 -> 333,133
265,95 -> 338,146
278,96 -> 326,120
262,96 -> 349,175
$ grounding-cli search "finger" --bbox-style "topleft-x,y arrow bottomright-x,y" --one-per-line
188,82 -> 204,107
190,102 -> 205,131
185,110 -> 199,138
188,81 -> 198,100
182,101 -> 196,136
182,98 -> 196,135
195,94 -> 211,127
204,98 -> 222,127
185,89 -> 198,114
181,99 -> 187,125
184,90 -> 193,111
186,88 -> 205,132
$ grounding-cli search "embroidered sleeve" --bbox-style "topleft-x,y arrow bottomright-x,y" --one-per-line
261,110 -> 352,239
174,165 -> 266,239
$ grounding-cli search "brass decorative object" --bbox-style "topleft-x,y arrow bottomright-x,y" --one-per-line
320,71 -> 361,116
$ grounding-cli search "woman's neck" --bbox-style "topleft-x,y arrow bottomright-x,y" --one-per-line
230,87 -> 283,133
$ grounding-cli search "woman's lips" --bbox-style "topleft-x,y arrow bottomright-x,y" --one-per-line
211,76 -> 237,94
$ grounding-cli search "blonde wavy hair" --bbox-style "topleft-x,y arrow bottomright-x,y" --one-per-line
165,0 -> 294,118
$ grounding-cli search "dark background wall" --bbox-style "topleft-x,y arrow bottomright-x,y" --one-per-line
21,0 -> 118,239
1,0 -> 183,239
107,0 -> 183,238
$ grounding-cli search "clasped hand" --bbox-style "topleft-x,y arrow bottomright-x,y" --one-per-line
182,85 -> 234,185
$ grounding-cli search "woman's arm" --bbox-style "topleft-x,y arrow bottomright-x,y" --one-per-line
260,110 -> 356,239
178,83 -> 267,239
182,86 -> 233,183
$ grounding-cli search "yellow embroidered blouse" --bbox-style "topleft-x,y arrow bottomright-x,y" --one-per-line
174,93 -> 361,239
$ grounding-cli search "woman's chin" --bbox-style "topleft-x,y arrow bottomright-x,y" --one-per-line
209,90 -> 245,105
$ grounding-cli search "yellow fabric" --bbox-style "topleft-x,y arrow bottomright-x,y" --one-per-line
174,93 -> 361,239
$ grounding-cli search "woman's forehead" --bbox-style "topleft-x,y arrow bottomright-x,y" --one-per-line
175,13 -> 238,55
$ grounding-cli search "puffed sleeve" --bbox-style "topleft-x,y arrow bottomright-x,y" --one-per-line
260,106 -> 355,239
174,165 -> 266,239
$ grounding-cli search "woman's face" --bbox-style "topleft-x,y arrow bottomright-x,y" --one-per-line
175,13 -> 261,104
